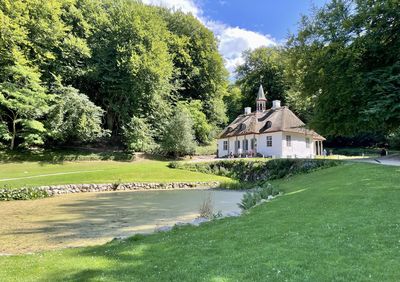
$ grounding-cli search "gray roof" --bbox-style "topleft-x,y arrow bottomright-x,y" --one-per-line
219,106 -> 325,140
257,85 -> 267,100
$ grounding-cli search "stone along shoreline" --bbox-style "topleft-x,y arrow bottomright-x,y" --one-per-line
2,181 -> 221,197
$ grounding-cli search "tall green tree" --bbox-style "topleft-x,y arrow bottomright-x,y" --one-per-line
162,11 -> 229,125
0,61 -> 51,149
224,85 -> 244,122
177,100 -> 213,144
286,0 -> 400,137
82,0 -> 174,134
236,47 -> 287,111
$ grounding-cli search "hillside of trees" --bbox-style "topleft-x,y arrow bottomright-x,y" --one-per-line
1,0 -> 399,155
0,0 -> 227,155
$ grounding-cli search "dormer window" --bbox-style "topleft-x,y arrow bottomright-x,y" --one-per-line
266,121 -> 272,129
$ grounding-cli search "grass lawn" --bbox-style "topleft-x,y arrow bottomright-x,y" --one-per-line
0,160 -> 231,189
1,162 -> 399,281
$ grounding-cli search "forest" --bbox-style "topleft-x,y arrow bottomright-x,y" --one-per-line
1,0 -> 399,155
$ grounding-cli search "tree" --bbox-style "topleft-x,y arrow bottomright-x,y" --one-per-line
123,116 -> 155,153
286,0 -> 400,137
236,47 -> 287,111
177,100 -> 213,144
0,61 -> 51,150
0,0 -> 231,150
162,10 -> 229,125
224,85 -> 244,122
47,83 -> 106,143
160,110 -> 196,158
82,0 -> 174,134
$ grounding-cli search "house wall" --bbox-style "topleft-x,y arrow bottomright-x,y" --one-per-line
217,135 -> 257,157
256,132 -> 283,157
281,132 -> 314,158
218,132 -> 317,158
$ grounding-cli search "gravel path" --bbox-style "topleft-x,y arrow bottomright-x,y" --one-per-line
350,155 -> 400,166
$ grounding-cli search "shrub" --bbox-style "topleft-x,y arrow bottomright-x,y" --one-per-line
123,116 -> 156,153
0,187 -> 50,201
160,110 -> 197,158
171,159 -> 341,183
239,191 -> 260,210
238,183 -> 278,210
199,193 -> 214,219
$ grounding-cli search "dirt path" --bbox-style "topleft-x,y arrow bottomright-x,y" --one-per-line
351,155 -> 400,166
0,189 -> 243,255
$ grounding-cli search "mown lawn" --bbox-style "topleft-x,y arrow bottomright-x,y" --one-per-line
0,160 -> 231,189
1,162 -> 399,281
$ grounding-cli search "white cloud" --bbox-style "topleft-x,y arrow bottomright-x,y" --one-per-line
141,0 -> 278,78
209,22 -> 277,77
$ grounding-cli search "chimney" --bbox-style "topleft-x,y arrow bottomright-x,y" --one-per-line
244,107 -> 251,115
272,100 -> 281,109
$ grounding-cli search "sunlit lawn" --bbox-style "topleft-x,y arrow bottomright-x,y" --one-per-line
0,160 -> 231,189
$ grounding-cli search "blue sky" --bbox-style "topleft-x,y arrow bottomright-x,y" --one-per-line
142,0 -> 327,77
199,0 -> 327,40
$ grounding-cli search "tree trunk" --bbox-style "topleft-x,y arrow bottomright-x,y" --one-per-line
10,119 -> 16,150
106,111 -> 115,132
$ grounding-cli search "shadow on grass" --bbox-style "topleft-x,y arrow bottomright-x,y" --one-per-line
0,148 -> 178,165
44,220 -> 242,281
0,148 -> 134,164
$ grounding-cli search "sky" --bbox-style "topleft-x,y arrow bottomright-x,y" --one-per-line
142,0 -> 327,78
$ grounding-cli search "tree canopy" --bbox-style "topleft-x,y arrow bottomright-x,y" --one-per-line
285,0 -> 400,138
0,0 -> 229,151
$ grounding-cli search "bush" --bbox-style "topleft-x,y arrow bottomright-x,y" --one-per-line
239,191 -> 260,210
238,183 -> 278,210
171,159 -> 341,183
199,193 -> 214,219
160,110 -> 197,158
123,116 -> 156,153
387,128 -> 400,149
0,187 -> 50,201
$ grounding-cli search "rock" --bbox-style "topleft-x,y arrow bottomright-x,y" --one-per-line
155,225 -> 173,232
112,236 -> 128,241
174,221 -> 189,227
224,211 -> 241,217
191,217 -> 210,226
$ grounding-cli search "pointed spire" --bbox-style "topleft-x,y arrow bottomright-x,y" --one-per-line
257,85 -> 267,100
256,84 -> 267,112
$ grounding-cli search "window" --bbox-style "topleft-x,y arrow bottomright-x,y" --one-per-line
243,139 -> 249,150
266,121 -> 272,129
266,136 -> 272,147
286,135 -> 292,147
236,140 -> 240,149
223,141 -> 228,150
251,138 -> 256,150
305,138 -> 310,148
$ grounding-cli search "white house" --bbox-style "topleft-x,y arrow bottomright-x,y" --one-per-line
217,85 -> 325,158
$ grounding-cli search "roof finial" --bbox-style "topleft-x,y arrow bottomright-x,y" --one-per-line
257,84 -> 266,100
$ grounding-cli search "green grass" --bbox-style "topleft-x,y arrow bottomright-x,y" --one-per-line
1,162 -> 399,281
0,160 -> 231,189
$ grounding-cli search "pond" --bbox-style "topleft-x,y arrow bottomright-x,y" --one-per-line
0,189 -> 244,254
